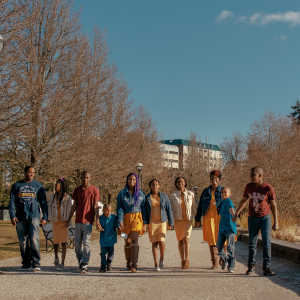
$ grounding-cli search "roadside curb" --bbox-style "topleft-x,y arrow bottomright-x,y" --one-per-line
237,229 -> 300,264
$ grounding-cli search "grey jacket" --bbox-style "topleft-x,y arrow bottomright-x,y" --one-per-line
48,194 -> 72,222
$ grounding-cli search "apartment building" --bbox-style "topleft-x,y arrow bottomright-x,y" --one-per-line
160,139 -> 222,170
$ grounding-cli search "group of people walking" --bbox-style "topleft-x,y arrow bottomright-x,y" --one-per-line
8,165 -> 278,276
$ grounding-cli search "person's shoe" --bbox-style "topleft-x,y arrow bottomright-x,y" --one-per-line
154,266 -> 160,271
159,261 -> 164,269
107,263 -> 112,271
263,266 -> 275,276
81,264 -> 88,273
19,266 -> 32,271
131,267 -> 137,273
56,264 -> 64,271
99,268 -> 106,273
79,261 -> 84,270
182,260 -> 189,269
246,265 -> 255,275
228,268 -> 234,273
222,260 -> 228,270
54,258 -> 59,267
32,266 -> 41,272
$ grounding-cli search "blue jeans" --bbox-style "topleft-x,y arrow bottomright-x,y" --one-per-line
75,223 -> 93,264
248,214 -> 271,268
100,246 -> 114,269
216,230 -> 235,269
16,218 -> 40,267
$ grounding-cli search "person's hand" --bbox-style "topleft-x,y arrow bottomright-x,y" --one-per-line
97,223 -> 104,232
11,217 -> 18,226
195,221 -> 201,228
62,220 -> 70,228
167,225 -> 173,230
231,215 -> 237,223
119,222 -> 124,231
143,224 -> 147,233
40,219 -> 46,226
272,222 -> 279,231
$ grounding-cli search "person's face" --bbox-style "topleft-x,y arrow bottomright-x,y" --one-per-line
250,171 -> 261,183
150,180 -> 160,194
210,175 -> 220,188
55,182 -> 62,193
176,178 -> 186,190
221,188 -> 231,200
128,175 -> 136,187
81,173 -> 91,186
24,168 -> 35,181
103,206 -> 112,218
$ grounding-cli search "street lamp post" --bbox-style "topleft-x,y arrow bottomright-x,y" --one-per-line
136,163 -> 143,190
0,34 -> 4,53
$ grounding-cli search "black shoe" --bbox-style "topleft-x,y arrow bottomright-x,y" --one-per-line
99,268 -> 106,273
81,264 -> 88,273
263,267 -> 275,276
246,265 -> 255,275
107,263 -> 112,271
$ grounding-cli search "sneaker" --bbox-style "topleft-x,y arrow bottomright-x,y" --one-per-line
159,261 -> 164,269
221,260 -> 228,270
246,265 -> 255,275
154,266 -> 160,271
56,264 -> 64,271
81,264 -> 88,273
54,258 -> 59,267
107,263 -> 112,271
32,266 -> 41,272
19,266 -> 32,271
228,268 -> 234,273
263,267 -> 275,276
79,261 -> 84,270
99,268 -> 106,273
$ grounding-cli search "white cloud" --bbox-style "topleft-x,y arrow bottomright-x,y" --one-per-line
215,10 -> 234,22
237,16 -> 246,23
250,11 -> 300,26
273,35 -> 287,41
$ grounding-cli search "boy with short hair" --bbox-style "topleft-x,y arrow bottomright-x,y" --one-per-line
216,187 -> 237,273
98,204 -> 120,272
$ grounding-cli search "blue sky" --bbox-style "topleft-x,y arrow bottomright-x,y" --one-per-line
73,0 -> 300,145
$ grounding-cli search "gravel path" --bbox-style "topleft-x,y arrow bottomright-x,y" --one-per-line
0,228 -> 299,300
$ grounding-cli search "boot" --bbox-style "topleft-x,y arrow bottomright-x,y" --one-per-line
209,245 -> 218,269
182,260 -> 189,269
124,246 -> 132,271
131,244 -> 139,273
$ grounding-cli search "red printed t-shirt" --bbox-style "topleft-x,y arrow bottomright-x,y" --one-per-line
243,182 -> 275,217
72,185 -> 100,224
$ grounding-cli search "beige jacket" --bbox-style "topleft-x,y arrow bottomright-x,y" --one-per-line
170,189 -> 197,221
48,194 -> 72,223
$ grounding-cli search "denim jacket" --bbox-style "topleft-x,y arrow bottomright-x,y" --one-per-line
117,188 -> 145,223
99,214 -> 119,247
142,191 -> 174,226
195,185 -> 223,222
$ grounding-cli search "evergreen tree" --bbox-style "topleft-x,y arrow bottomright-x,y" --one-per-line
289,100 -> 300,124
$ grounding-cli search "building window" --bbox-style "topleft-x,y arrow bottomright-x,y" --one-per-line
169,151 -> 178,155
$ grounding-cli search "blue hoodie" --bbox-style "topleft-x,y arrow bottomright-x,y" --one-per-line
9,180 -> 48,221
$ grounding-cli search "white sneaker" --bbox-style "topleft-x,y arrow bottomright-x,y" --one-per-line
228,268 -> 234,273
154,266 -> 160,271
81,264 -> 88,273
19,266 -> 32,271
54,258 -> 59,267
32,266 -> 41,272
159,261 -> 164,269
57,264 -> 64,271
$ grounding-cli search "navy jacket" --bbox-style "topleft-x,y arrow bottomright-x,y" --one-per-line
142,191 -> 174,226
99,214 -> 119,247
9,180 -> 48,221
195,185 -> 223,222
117,188 -> 145,223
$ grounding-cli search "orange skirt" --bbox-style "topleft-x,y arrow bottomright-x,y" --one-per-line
148,222 -> 166,243
174,219 -> 192,241
52,221 -> 68,244
123,212 -> 144,235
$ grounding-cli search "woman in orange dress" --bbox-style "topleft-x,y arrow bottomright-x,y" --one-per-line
170,177 -> 197,269
48,178 -> 72,271
195,170 -> 224,269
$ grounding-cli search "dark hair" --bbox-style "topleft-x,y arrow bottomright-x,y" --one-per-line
24,166 -> 34,172
103,203 -> 111,210
250,166 -> 263,174
148,178 -> 161,188
81,171 -> 91,178
55,177 -> 69,205
174,176 -> 187,189
210,169 -> 222,180
125,173 -> 139,207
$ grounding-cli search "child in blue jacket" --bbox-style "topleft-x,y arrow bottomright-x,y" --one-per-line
97,204 -> 120,272
216,187 -> 237,273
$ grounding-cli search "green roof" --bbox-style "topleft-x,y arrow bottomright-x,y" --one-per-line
160,139 -> 221,151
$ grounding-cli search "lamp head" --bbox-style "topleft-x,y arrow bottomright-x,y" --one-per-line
136,163 -> 143,171
193,186 -> 198,192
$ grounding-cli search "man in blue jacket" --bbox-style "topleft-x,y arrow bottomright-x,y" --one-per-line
9,166 -> 48,271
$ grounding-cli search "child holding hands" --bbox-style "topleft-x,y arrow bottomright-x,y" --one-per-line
97,204 -> 120,272
216,187 -> 237,273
